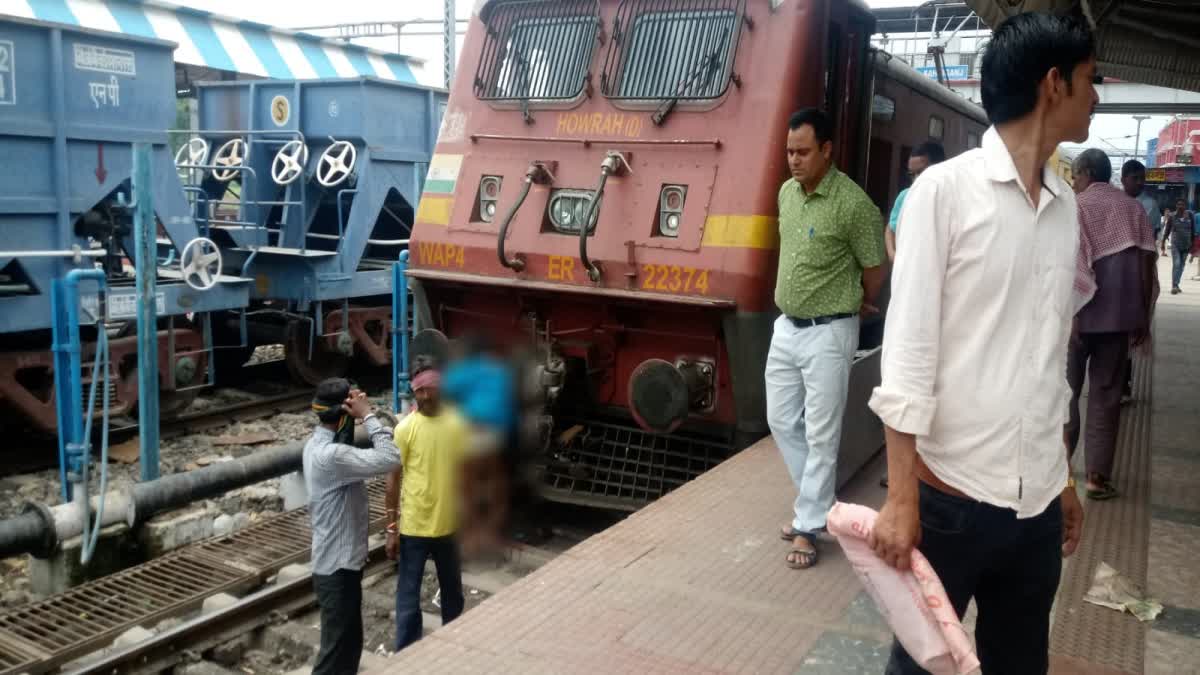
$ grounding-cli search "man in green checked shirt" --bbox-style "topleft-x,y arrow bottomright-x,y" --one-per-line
767,108 -> 886,570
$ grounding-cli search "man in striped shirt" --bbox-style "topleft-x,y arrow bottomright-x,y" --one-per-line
303,378 -> 402,675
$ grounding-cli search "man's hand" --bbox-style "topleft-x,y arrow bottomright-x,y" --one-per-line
386,530 -> 399,560
1061,487 -> 1083,557
860,302 -> 880,319
342,388 -> 372,420
868,496 -> 921,570
1069,318 -> 1083,349
1131,319 -> 1151,348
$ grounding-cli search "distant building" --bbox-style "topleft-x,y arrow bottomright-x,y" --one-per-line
1155,118 -> 1200,167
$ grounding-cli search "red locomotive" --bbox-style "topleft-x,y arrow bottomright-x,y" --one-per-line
408,0 -> 987,510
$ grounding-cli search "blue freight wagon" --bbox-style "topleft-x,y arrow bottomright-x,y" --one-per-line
0,16 -> 250,433
178,77 -> 447,384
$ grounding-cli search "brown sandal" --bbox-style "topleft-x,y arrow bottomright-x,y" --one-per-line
786,533 -> 819,569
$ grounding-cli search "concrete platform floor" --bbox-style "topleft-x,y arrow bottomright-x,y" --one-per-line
366,255 -> 1200,675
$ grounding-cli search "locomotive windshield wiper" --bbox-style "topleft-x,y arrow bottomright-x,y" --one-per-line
651,36 -> 727,126
508,45 -> 536,124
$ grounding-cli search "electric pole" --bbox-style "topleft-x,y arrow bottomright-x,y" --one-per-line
444,0 -> 456,89
1132,114 -> 1151,164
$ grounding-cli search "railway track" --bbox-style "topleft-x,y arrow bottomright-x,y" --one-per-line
153,388 -> 314,440
2,360 -> 390,477
0,387 -> 312,478
72,545 -> 395,675
0,481 -> 592,675
0,482 -> 392,675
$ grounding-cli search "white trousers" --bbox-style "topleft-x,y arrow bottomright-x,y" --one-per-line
765,314 -> 859,532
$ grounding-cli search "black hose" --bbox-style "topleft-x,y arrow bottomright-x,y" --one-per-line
497,176 -> 533,272
0,503 -> 55,559
579,169 -> 611,283
130,442 -> 305,525
0,420 -> 393,559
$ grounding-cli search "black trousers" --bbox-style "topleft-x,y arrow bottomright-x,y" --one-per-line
395,534 -> 464,652
312,568 -> 363,675
885,483 -> 1063,675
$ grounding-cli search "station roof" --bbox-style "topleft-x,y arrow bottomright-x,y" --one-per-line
966,0 -> 1200,94
3,0 -> 428,85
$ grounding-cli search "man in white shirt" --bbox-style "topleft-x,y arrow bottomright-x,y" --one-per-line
867,12 -> 1096,674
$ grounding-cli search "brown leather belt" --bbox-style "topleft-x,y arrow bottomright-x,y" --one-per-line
915,455 -> 970,499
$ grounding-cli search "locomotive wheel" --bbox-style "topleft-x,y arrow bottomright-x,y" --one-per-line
284,321 -> 350,387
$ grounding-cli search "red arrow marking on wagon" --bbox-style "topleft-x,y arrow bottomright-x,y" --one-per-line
95,144 -> 108,184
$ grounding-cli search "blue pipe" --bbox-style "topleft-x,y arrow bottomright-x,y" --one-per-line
392,250 -> 410,414
51,268 -> 106,502
50,266 -> 112,563
133,143 -> 160,482
78,326 -> 110,564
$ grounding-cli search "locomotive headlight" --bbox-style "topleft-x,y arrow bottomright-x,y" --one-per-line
659,185 -> 686,237
478,176 -> 502,223
548,190 -> 600,234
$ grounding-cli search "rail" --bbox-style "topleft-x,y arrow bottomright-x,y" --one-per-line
72,542 -> 392,675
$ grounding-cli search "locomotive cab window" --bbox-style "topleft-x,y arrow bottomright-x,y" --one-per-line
474,0 -> 601,103
601,0 -> 746,103
928,115 -> 945,140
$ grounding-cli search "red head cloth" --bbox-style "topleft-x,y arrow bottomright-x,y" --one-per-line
412,369 -> 441,392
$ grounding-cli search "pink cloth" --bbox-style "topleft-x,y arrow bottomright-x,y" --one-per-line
412,369 -> 441,391
827,502 -> 980,675
1074,182 -> 1157,311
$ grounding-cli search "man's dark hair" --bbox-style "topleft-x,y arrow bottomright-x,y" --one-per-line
411,357 -> 436,379
1072,148 -> 1111,185
911,141 -> 946,165
980,12 -> 1095,125
788,108 -> 834,145
1121,159 -> 1146,178
313,377 -> 351,424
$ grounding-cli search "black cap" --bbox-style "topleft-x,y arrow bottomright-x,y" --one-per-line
312,377 -> 351,423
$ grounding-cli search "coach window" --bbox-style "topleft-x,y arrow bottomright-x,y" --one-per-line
967,131 -> 981,149
474,0 -> 601,107
872,95 -> 895,123
928,115 -> 945,140
600,0 -> 745,118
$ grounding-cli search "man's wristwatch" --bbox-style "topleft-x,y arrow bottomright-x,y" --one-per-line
1066,476 -> 1077,489
362,412 -> 376,423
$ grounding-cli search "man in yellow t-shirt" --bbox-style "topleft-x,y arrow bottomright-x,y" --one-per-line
385,368 -> 468,651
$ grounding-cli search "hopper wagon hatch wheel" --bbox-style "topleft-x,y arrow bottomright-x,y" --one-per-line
284,320 -> 350,387
316,141 -> 357,188
212,138 -> 247,182
174,138 -> 210,169
271,140 -> 309,186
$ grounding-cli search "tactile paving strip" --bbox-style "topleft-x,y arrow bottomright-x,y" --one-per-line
1048,351 -> 1152,674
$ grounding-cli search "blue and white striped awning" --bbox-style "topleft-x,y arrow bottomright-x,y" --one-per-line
1,0 -> 429,84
